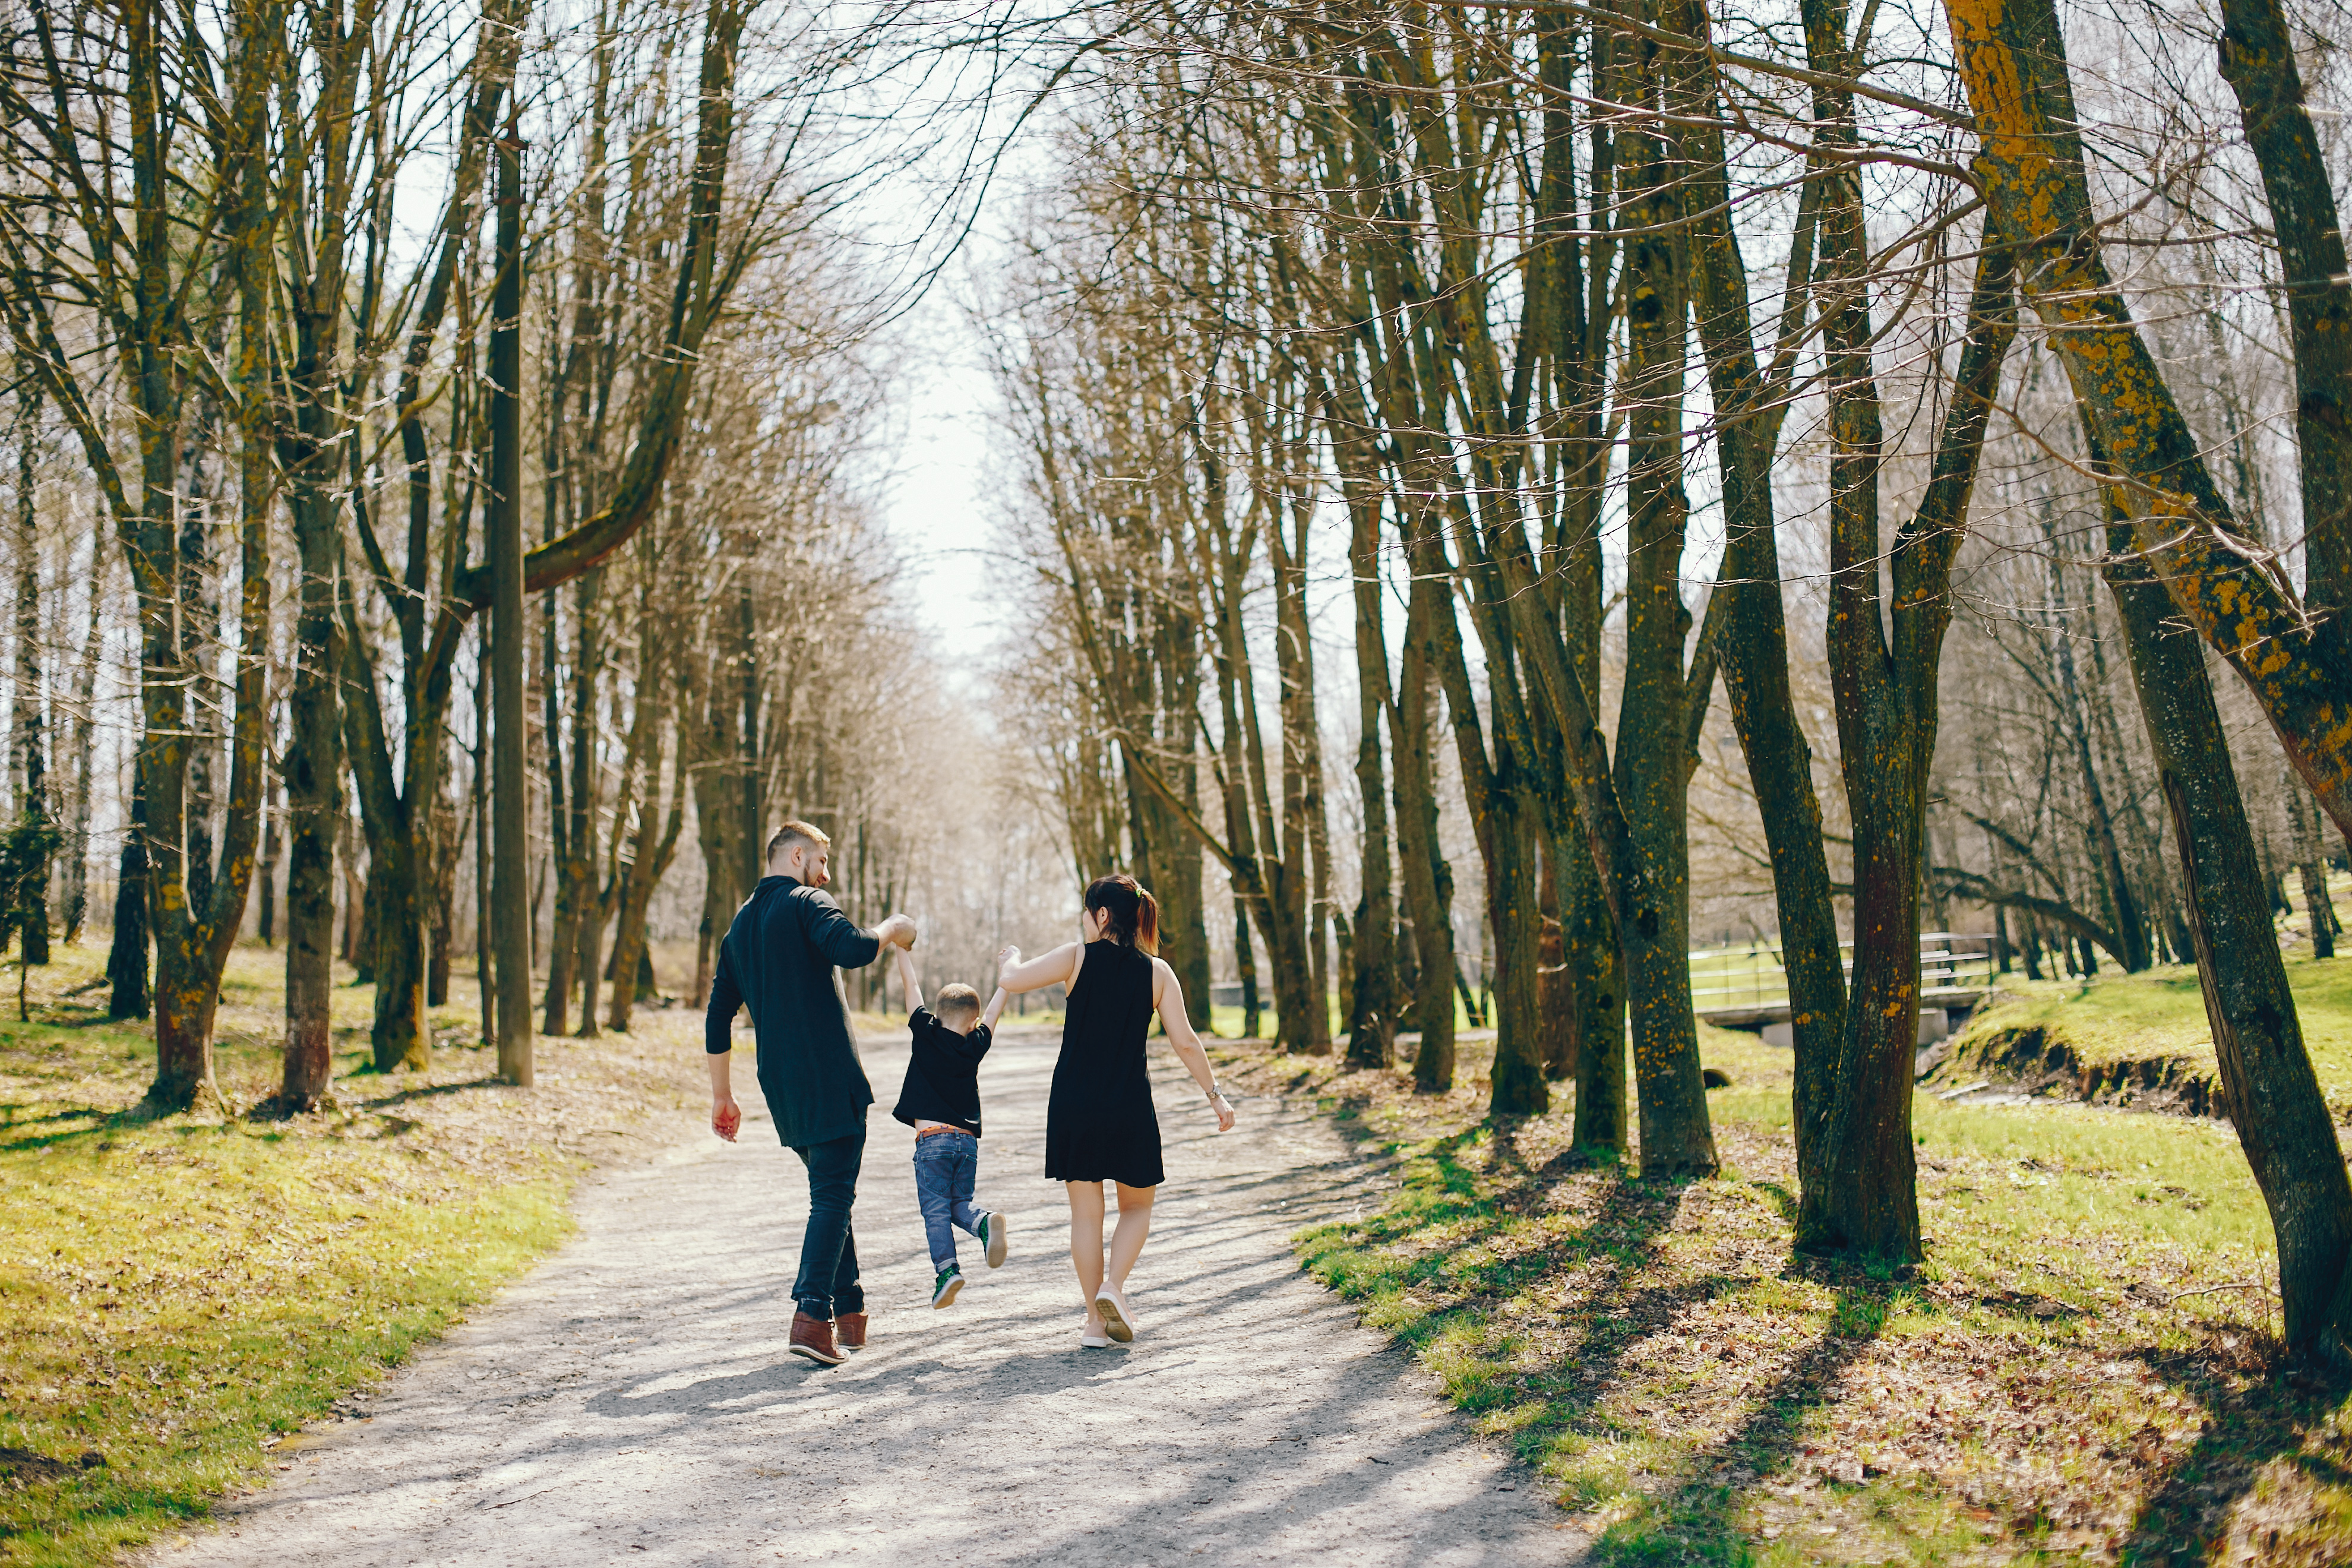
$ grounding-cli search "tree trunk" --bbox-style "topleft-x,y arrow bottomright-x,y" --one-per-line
177,401 -> 220,936
2214,0 -> 2352,621
365,835 -> 429,1073
473,649 -> 495,1046
1809,116 -> 2016,1262
1234,900 -> 1261,1041
60,552 -> 101,946
1562,825 -> 1626,1151
279,506 -> 340,1105
257,767 -> 279,947
2290,782 -> 2339,959
1948,0 -> 2352,841
1536,844 -> 1573,1081
11,374 -> 49,965
607,764 -> 684,1033
2100,463 -> 2352,1355
1664,0 -> 1848,1190
1610,120 -> 1712,1174
1481,808 -> 1546,1114
277,416 -> 345,1099
489,125 -> 533,1086
576,864 -> 605,1036
543,571 -> 602,1037
108,785 -> 149,1020
690,626 -> 739,1007
429,831 -> 455,1007
1345,487 -> 1396,1068
1556,519 -> 1626,1154
1395,583 -> 1456,1093
1159,776 -> 1212,1031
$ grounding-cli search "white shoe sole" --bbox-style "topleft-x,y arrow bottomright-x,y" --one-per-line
1094,1288 -> 1134,1343
933,1275 -> 963,1310
1079,1334 -> 1113,1349
983,1212 -> 1009,1269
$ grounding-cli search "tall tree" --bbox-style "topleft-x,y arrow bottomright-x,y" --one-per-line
1,0 -> 277,1107
1947,0 -> 2352,841
9,368 -> 47,965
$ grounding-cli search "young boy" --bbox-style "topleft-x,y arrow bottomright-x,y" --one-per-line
891,946 -> 1010,1308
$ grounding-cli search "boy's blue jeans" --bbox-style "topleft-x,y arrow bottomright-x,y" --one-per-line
912,1130 -> 983,1270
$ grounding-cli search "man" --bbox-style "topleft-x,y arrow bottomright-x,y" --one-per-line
707,819 -> 916,1366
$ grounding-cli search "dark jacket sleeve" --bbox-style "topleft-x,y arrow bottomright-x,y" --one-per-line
705,941 -> 742,1054
797,887 -> 883,970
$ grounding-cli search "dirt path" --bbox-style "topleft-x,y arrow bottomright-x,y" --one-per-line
153,1026 -> 1574,1566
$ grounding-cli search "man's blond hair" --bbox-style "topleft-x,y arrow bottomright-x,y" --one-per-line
765,819 -> 831,864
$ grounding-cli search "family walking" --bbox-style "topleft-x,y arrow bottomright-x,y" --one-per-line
703,819 -> 1236,1365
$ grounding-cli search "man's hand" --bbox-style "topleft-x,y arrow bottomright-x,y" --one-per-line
707,1052 -> 739,1142
875,912 -> 918,950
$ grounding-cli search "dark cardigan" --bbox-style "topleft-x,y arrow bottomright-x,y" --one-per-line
705,875 -> 883,1148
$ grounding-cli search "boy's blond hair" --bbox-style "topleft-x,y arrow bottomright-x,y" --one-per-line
933,982 -> 982,1028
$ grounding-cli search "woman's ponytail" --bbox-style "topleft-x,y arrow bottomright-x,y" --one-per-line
1084,873 -> 1160,955
1134,887 -> 1159,954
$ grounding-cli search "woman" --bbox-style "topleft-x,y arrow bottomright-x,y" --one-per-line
990,874 -> 1235,1347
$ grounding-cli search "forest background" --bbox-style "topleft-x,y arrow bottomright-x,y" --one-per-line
6,0 -> 2352,1557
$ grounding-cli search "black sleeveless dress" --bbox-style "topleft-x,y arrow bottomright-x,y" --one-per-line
1044,940 -> 1165,1187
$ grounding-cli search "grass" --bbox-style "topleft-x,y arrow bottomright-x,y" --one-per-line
1225,1011 -> 2352,1564
0,938 -> 694,1566
1950,954 -> 2352,1099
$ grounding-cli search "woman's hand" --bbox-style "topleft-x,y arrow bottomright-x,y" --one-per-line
995,944 -> 1022,974
1208,1091 -> 1235,1133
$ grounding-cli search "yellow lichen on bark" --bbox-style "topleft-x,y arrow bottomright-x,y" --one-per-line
1945,0 -> 2352,842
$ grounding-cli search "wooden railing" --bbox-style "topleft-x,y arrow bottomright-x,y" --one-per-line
1689,933 -> 1997,1025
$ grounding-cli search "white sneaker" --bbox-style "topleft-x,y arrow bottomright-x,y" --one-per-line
1079,1333 -> 1113,1349
978,1209 -> 1009,1269
1093,1283 -> 1137,1343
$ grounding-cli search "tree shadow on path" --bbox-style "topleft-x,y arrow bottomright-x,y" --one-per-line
2125,1330 -> 2352,1562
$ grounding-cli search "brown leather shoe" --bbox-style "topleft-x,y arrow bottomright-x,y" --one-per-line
789,1311 -> 844,1367
835,1311 -> 868,1351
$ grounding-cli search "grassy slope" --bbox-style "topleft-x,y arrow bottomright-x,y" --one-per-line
0,940 -> 691,1566
1228,1009 -> 2352,1566
1950,955 -> 2352,1100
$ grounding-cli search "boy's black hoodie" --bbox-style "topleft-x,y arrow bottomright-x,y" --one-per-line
891,1009 -> 992,1136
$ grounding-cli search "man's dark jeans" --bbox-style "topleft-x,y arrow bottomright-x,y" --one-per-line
792,1127 -> 865,1319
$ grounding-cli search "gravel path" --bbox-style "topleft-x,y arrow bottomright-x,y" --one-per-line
153,1026 -> 1574,1567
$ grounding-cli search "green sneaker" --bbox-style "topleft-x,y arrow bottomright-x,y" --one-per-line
931,1266 -> 964,1309
978,1209 -> 1010,1269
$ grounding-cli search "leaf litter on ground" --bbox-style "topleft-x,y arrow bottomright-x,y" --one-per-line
1215,1019 -> 2352,1564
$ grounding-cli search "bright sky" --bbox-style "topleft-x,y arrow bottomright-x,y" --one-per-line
879,295 -> 1004,683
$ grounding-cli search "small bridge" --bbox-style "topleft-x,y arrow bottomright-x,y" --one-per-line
1693,933 -> 1999,1042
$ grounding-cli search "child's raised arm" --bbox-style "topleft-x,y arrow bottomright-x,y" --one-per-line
979,985 -> 1010,1031
895,946 -> 923,1015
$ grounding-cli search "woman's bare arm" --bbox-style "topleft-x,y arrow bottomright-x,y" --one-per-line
995,941 -> 1080,995
1154,962 -> 1235,1131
